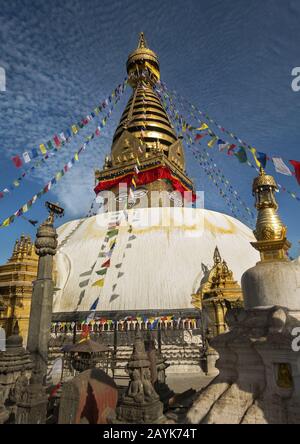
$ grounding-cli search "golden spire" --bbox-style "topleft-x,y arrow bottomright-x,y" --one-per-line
251,167 -> 291,261
94,33 -> 194,207
111,33 -> 186,171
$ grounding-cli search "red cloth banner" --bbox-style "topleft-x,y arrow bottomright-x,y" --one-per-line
94,165 -> 196,201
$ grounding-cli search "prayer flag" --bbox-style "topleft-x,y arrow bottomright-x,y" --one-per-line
289,160 -> 300,185
2,218 -> 10,227
32,148 -> 38,158
109,239 -> 116,250
72,125 -> 78,135
60,132 -> 66,142
92,279 -> 105,288
207,136 -> 218,148
12,156 -> 22,168
74,153 -> 79,161
257,152 -> 267,168
47,140 -> 53,150
196,123 -> 208,131
227,144 -> 237,155
250,147 -> 261,167
23,152 -> 31,163
96,268 -> 108,276
89,297 -> 99,311
272,157 -> 292,176
101,258 -> 111,268
194,133 -> 206,141
53,135 -> 61,147
39,143 -> 47,154
234,147 -> 248,163
107,229 -> 118,239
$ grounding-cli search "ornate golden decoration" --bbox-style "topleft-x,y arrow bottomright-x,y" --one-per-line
95,33 -> 194,208
251,167 -> 291,261
192,247 -> 243,337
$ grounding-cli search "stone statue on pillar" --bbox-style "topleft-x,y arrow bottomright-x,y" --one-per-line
25,202 -> 64,423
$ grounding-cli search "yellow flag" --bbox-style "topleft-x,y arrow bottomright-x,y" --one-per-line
92,279 -> 104,288
22,204 -> 28,213
207,136 -> 218,148
250,147 -> 261,167
74,153 -> 79,161
196,123 -> 208,131
145,61 -> 160,80
71,125 -> 78,135
39,143 -> 47,154
2,218 -> 10,227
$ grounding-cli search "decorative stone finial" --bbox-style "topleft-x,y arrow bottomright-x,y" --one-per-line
251,167 -> 291,261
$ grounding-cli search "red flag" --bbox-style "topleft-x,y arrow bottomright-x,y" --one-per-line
194,133 -> 206,141
12,155 -> 22,168
227,144 -> 237,156
290,160 -> 300,185
101,259 -> 111,268
53,135 -> 61,147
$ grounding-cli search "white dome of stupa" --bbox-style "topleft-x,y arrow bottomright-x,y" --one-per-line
53,207 -> 259,315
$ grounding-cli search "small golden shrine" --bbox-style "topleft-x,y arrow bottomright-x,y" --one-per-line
0,235 -> 38,343
192,246 -> 243,337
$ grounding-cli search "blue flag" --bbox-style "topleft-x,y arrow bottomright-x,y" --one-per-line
257,151 -> 267,168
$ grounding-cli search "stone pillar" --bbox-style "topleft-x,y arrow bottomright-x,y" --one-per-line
27,215 -> 57,381
25,213 -> 58,423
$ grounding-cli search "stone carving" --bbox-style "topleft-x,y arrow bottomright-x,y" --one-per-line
35,220 -> 58,256
115,330 -> 165,423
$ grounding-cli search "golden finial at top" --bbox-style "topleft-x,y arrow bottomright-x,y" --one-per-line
126,33 -> 160,85
138,32 -> 147,49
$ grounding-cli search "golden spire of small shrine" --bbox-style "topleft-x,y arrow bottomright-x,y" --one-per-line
251,167 -> 291,261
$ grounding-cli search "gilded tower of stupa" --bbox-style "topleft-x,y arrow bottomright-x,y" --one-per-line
94,33 -> 194,207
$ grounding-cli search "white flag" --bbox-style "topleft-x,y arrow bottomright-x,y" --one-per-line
59,132 -> 66,142
23,151 -> 31,163
272,157 -> 292,176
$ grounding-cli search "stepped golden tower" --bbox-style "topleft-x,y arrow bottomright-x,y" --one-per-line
95,33 -> 194,207
0,235 -> 38,343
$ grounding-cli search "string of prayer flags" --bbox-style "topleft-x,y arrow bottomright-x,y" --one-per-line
272,157 -> 292,176
11,79 -> 127,168
289,160 -> 300,185
157,81 -> 300,202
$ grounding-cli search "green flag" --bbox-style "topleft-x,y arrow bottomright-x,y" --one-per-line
107,228 -> 119,239
96,268 -> 108,276
234,147 -> 248,163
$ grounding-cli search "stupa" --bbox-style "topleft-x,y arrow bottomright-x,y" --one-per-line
49,34 -> 259,374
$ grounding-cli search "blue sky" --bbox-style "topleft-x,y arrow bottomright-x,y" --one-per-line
0,0 -> 299,262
